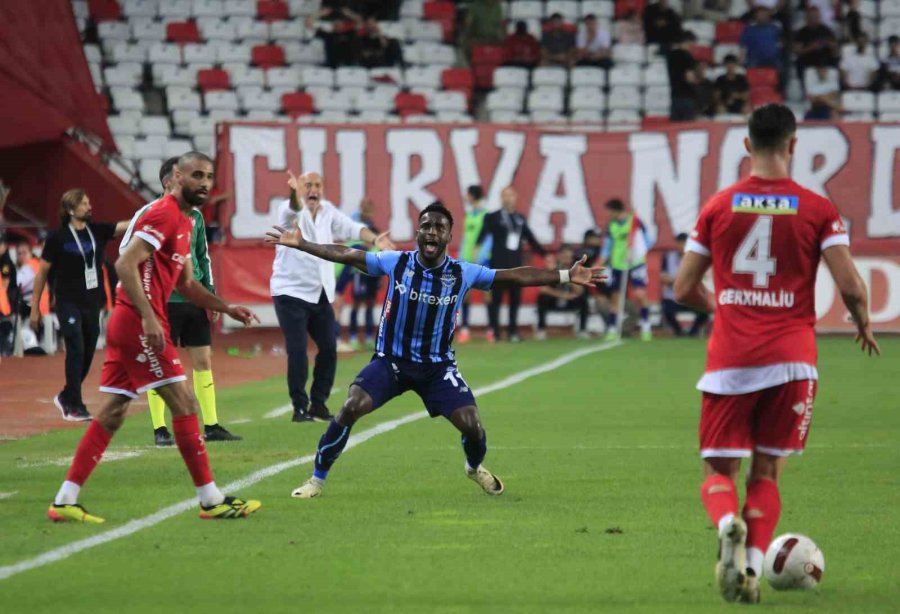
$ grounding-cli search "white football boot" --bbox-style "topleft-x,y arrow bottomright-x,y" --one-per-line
291,478 -> 324,499
716,517 -> 748,602
466,465 -> 505,496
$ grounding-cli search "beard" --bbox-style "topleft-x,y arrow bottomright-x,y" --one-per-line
182,186 -> 207,207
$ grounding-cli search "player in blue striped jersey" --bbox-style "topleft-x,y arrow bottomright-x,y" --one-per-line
266,202 -> 605,498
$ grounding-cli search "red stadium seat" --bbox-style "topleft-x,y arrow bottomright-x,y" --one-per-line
747,68 -> 779,88
251,44 -> 286,68
473,64 -> 495,89
691,45 -> 714,64
615,0 -> 647,19
715,21 -> 745,44
750,86 -> 783,106
395,92 -> 428,117
471,44 -> 506,66
257,0 -> 289,21
197,68 -> 231,92
88,0 -> 121,22
441,68 -> 473,91
423,1 -> 456,40
281,92 -> 315,117
167,21 -> 201,44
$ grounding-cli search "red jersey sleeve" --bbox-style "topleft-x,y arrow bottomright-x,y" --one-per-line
133,198 -> 179,251
816,198 -> 850,251
686,200 -> 715,257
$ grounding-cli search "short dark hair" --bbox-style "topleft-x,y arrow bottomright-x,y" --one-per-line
748,103 -> 796,152
514,20 -> 528,35
675,232 -> 689,242
605,198 -> 625,212
723,53 -> 738,64
583,13 -> 596,21
419,201 -> 454,228
159,156 -> 179,185
890,35 -> 900,45
467,185 -> 483,200
680,29 -> 697,43
549,12 -> 563,20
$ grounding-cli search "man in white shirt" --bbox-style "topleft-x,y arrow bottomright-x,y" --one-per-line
839,33 -> 878,91
272,171 -> 394,422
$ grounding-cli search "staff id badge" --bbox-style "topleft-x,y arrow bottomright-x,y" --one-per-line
84,266 -> 99,290
505,230 -> 521,251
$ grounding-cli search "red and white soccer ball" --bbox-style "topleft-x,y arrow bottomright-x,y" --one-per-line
763,533 -> 825,590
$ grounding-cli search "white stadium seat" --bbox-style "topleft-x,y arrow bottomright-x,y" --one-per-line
546,1 -> 579,21
532,66 -> 568,87
609,64 -> 642,86
570,109 -> 604,123
108,115 -> 142,137
110,42 -> 148,63
139,159 -> 164,191
405,66 -> 442,89
158,0 -> 192,18
405,20 -> 443,43
642,62 -> 670,87
682,20 -> 715,43
509,1 -> 543,20
368,67 -> 404,87
208,109 -> 239,121
192,0 -> 222,17
486,88 -> 525,113
643,86 -> 671,113
217,43 -> 252,64
877,91 -> 900,113
193,135 -> 215,156
418,43 -> 455,66
570,87 -> 605,112
433,91 -> 468,113
231,68 -> 266,87
356,110 -> 392,123
493,67 -> 530,88
271,20 -> 307,42
83,44 -> 102,63
121,0 -> 159,18
133,138 -> 166,160
580,0 -> 614,19
267,66 -> 303,88
140,116 -> 172,137
530,110 -> 567,123
570,66 -> 606,87
198,18 -> 237,41
234,18 -> 270,42
436,111 -> 473,123
316,88 -> 357,112
335,67 -> 369,88
841,91 -> 875,114
289,0 -> 320,16
607,109 -> 642,123
312,110 -> 350,123
355,87 -> 397,112
882,0 -> 900,17
399,0 -> 424,18
88,63 -> 104,90
98,22 -> 130,41
183,43 -> 218,65
245,110 -> 279,120
163,138 -> 194,158
166,87 -> 202,111
607,85 -> 641,110
301,66 -> 335,87
284,40 -> 324,64
225,0 -> 258,16
172,109 -> 201,133
204,91 -> 240,111
104,62 -> 144,86
239,88 -> 281,112
114,135 -> 137,159
489,110 -> 529,123
527,87 -> 565,113
131,19 -> 166,41
612,44 -> 645,65
148,43 -> 182,65
188,116 -> 216,138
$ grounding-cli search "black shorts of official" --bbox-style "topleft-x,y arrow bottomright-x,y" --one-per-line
166,302 -> 212,347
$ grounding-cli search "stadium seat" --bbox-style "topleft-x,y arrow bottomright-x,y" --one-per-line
88,63 -> 104,90
406,19 -> 444,43
171,109 -> 200,133
877,91 -> 900,113
335,66 -> 368,88
418,43 -> 455,66
89,0 -> 122,21
396,92 -> 429,117
683,20 -> 715,44
133,138 -> 167,159
486,88 -> 525,112
879,111 -> 900,122
355,87 -> 398,113
612,44 -> 645,65
878,18 -> 900,40
532,67 -> 568,87
432,90 -> 468,113
167,21 -> 201,44
266,66 -> 302,88
570,87 -> 605,112
158,0 -> 192,18
399,0 -> 424,18
642,62 -> 669,87
108,114 -> 142,137
234,17 -> 271,42
643,86 -> 671,114
110,42 -> 148,63
167,86 -> 202,111
270,20 -> 307,42
691,46 -> 714,64
570,109 -> 604,123
240,87 -> 281,112
191,0 -> 219,17
232,68 -> 266,87
302,66 -> 335,87
181,43 -> 216,65
98,21 -> 131,41
486,110 -> 525,123
114,135 -> 137,160
281,92 -> 315,116
422,1 -> 456,41
224,0 -> 257,16
197,18 -> 236,41
607,109 -> 641,123
530,110 -> 567,124
368,67 -> 404,87
493,67 -> 529,88
154,65 -> 194,87
715,21 -> 744,44
714,44 -> 741,65
217,43 -> 252,63
441,68 -> 473,92
546,1 -> 579,21
747,68 -> 778,88
509,1 -> 543,19
749,86 -> 783,106
609,64 -> 642,87
308,88 -> 353,112
140,116 -> 172,137
197,68 -> 231,92
405,65 -> 443,89
607,85 -> 641,110
121,0 -> 158,18
842,91 -> 875,114
570,66 -> 606,87
139,159 -> 164,190
204,91 -> 240,111
258,0 -> 289,20
251,45 -> 286,68
188,116 -> 216,137
883,0 -> 900,17
83,44 -> 102,64
472,44 -> 506,66
149,43 -> 183,64
164,136 -> 198,157
355,110 -> 391,123
104,64 -> 143,87
527,87 -> 564,113
580,0 -> 614,19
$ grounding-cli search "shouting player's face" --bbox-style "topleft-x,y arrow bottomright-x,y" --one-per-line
416,212 -> 451,262
301,172 -> 324,209
178,159 -> 214,207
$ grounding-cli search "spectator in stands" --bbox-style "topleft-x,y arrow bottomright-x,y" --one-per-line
614,9 -> 645,45
843,0 -> 865,42
661,233 -> 708,336
805,63 -> 841,120
308,3 -> 363,68
714,54 -> 750,114
740,7 -> 783,69
357,17 -> 402,68
643,0 -> 682,49
462,0 -> 505,56
804,0 -> 836,31
535,246 -> 589,341
880,36 -> 900,91
575,14 -> 612,68
503,20 -> 541,69
840,33 -> 878,91
686,0 -> 732,22
668,31 -> 699,121
357,0 -> 399,20
0,231 -> 14,356
695,62 -> 716,117
541,13 -> 577,67
741,1 -> 788,29
0,180 -> 8,235
794,6 -> 839,81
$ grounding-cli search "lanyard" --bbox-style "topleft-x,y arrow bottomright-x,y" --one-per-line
68,224 -> 97,269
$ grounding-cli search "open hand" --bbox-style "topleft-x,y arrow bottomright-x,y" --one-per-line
855,321 -> 880,357
226,305 -> 260,327
265,224 -> 305,249
374,231 -> 395,251
569,255 -> 607,287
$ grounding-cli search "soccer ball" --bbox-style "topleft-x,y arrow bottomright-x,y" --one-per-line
763,533 -> 825,590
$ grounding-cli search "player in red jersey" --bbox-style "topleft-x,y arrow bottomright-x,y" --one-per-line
674,105 -> 880,603
48,153 -> 263,523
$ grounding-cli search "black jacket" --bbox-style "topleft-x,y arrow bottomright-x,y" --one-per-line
477,210 -> 546,269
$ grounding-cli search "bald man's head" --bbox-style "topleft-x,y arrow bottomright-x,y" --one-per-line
300,172 -> 324,208
175,151 -> 214,207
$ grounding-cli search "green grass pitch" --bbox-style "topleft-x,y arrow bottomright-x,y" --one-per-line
1,337 -> 898,613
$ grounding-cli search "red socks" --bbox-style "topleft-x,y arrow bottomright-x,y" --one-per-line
65,421 -> 113,485
173,414 -> 214,487
700,473 -> 739,529
743,478 -> 781,553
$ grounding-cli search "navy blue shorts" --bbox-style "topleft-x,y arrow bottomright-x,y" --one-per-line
351,356 -> 476,419
606,265 -> 648,291
335,265 -> 354,294
351,271 -> 379,300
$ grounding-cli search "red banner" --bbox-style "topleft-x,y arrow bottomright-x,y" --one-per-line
213,121 -> 900,332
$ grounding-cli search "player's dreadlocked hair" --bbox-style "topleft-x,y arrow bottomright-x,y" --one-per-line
59,189 -> 86,226
419,201 -> 454,228
749,104 -> 797,152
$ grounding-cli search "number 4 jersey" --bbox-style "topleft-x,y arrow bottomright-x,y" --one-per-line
687,175 -> 849,395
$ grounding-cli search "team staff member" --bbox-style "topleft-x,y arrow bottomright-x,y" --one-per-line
476,186 -> 546,343
30,190 -> 130,421
457,185 -> 489,343
145,158 -> 241,446
273,171 -> 394,423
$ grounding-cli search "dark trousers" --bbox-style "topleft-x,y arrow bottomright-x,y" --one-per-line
662,298 -> 709,336
488,284 -> 521,338
273,292 -> 337,411
537,293 -> 588,331
57,301 -> 101,406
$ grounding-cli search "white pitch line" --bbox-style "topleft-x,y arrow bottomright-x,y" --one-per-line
0,491 -> 18,500
263,404 -> 292,419
0,341 -> 621,582
17,450 -> 146,469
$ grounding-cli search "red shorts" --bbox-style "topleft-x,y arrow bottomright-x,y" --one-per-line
699,379 -> 817,458
99,306 -> 186,398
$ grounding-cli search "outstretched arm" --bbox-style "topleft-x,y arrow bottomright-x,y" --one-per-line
673,251 -> 715,313
265,224 -> 370,271
175,259 -> 258,326
493,255 -> 605,287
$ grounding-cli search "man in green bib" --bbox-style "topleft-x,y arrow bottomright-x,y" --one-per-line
457,185 -> 489,343
600,198 -> 653,341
